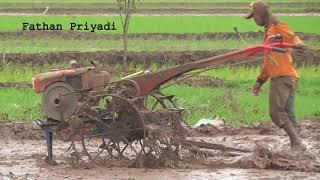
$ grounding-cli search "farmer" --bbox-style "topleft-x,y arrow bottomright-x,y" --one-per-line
245,0 -> 307,151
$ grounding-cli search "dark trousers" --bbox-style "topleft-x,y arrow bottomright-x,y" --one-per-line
269,76 -> 298,128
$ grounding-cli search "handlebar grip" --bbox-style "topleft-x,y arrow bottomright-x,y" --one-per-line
271,47 -> 287,53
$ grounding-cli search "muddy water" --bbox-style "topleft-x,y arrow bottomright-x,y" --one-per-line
3,166 -> 319,180
1,138 -> 320,179
1,120 -> 320,179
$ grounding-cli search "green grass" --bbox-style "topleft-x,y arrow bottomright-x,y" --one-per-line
165,65 -> 320,124
0,5 -> 319,12
0,88 -> 42,121
0,63 -> 40,82
0,15 -> 319,33
0,37 -> 262,53
0,63 -> 70,83
1,36 -> 319,53
0,65 -> 319,124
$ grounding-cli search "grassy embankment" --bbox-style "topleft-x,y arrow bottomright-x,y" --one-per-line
1,15 -> 319,33
0,15 -> 320,53
0,4 -> 319,12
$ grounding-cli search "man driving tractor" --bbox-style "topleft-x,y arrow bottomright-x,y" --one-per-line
245,0 -> 307,151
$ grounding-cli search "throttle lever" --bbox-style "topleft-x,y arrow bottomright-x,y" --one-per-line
271,47 -> 288,53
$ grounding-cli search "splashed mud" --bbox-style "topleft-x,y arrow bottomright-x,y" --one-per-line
1,119 -> 320,179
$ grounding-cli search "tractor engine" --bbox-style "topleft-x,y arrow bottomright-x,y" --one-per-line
32,61 -> 110,121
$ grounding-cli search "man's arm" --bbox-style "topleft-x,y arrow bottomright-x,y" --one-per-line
279,23 -> 307,52
253,59 -> 272,96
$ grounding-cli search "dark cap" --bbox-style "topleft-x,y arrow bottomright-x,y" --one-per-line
245,0 -> 269,19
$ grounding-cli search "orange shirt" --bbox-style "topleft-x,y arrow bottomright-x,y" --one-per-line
258,21 -> 303,82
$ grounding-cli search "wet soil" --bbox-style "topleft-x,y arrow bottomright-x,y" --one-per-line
176,75 -> 238,88
0,121 -> 43,140
1,119 -> 320,179
2,49 -> 319,67
2,31 -> 320,41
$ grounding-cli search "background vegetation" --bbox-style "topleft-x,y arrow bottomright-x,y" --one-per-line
0,0 -> 318,125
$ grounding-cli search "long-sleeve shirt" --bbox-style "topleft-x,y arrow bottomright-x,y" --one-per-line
257,21 -> 303,83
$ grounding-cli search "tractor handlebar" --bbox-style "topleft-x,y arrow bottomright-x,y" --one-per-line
268,42 -> 297,53
127,43 -> 298,96
271,47 -> 288,53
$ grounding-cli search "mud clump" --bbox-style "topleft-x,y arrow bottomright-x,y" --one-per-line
0,121 -> 43,140
133,147 -> 180,169
238,143 -> 320,172
300,119 -> 320,140
1,119 -> 317,140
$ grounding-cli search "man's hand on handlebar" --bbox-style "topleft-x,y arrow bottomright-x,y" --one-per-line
292,44 -> 308,54
253,81 -> 262,96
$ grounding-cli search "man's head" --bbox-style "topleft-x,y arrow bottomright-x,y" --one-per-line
245,0 -> 271,27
